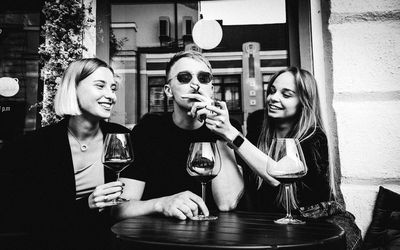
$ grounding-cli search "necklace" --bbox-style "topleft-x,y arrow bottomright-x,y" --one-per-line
67,128 -> 89,152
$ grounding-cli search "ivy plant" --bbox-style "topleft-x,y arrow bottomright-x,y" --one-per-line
38,0 -> 93,126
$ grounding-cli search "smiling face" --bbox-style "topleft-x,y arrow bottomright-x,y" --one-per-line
76,67 -> 117,121
164,57 -> 213,111
266,71 -> 301,121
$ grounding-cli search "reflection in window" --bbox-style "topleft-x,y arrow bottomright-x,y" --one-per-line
148,77 -> 173,113
213,75 -> 241,111
200,0 -> 285,25
111,3 -> 198,48
262,74 -> 274,107
0,12 -> 40,145
111,0 -> 289,126
110,22 -> 137,57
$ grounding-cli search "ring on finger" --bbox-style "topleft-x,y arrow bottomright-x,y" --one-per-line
103,195 -> 108,202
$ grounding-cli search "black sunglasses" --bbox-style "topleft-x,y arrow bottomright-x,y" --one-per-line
168,71 -> 213,84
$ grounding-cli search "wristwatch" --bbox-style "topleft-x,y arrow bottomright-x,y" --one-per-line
227,134 -> 245,149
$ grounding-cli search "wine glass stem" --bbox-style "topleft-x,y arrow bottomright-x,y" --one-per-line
116,172 -> 121,181
285,184 -> 292,219
200,182 -> 206,216
201,182 -> 206,201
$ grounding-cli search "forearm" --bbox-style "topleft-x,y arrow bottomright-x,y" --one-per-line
112,190 -> 210,221
222,126 -> 279,187
211,141 -> 244,211
112,196 -> 165,220
110,178 -> 162,219
204,102 -> 278,189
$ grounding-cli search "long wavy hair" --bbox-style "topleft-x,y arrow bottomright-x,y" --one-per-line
257,67 -> 335,209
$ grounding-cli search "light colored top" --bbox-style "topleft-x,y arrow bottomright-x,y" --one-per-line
67,130 -> 105,200
74,160 -> 104,200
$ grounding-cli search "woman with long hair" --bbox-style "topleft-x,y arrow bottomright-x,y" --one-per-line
196,67 -> 335,212
194,67 -> 362,249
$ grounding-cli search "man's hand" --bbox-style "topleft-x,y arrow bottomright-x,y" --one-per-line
154,191 -> 209,220
181,90 -> 214,121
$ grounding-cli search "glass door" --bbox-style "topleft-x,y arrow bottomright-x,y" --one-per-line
0,12 -> 40,147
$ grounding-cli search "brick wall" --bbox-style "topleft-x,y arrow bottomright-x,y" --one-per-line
327,0 -> 400,236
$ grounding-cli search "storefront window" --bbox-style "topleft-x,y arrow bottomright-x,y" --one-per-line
213,75 -> 241,111
108,0 -> 290,125
148,76 -> 173,113
0,12 -> 40,146
262,73 -> 274,107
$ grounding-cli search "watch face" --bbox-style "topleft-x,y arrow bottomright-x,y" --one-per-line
233,135 -> 244,148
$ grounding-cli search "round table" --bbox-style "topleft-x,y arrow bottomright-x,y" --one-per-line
111,211 -> 346,249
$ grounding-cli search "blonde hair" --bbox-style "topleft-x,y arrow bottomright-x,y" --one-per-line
257,67 -> 336,207
165,50 -> 212,80
54,58 -> 113,116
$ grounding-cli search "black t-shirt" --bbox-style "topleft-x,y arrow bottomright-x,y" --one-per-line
239,127 -> 331,213
127,113 -> 221,209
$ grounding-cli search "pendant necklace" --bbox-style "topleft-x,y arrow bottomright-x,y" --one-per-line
68,128 -> 89,152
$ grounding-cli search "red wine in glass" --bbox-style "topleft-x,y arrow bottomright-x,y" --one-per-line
190,157 -> 218,183
187,142 -> 221,220
103,158 -> 132,172
266,138 -> 307,224
102,133 -> 133,204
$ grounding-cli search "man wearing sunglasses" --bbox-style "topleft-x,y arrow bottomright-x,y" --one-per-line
115,51 -> 244,220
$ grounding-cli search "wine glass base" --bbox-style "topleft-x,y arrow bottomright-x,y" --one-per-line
191,215 -> 218,221
274,217 -> 305,224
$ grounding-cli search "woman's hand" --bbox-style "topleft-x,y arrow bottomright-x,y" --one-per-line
88,181 -> 124,209
199,101 -> 240,142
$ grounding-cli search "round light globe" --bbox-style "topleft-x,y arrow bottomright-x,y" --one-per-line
0,77 -> 19,97
192,19 -> 222,50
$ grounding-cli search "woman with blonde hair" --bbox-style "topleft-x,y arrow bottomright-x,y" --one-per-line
1,58 -> 132,249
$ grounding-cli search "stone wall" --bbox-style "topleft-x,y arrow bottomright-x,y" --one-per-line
326,0 -> 400,236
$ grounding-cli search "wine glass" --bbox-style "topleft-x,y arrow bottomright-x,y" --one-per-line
186,141 -> 221,220
266,138 -> 307,224
102,133 -> 134,204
